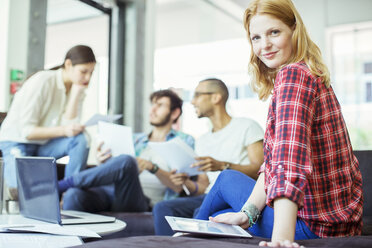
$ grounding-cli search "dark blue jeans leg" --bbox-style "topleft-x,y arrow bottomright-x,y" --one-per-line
194,170 -> 318,240
195,170 -> 255,220
0,142 -> 38,187
153,194 -> 206,235
63,186 -> 111,212
64,154 -> 149,212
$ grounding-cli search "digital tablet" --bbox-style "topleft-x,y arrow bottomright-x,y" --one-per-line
165,216 -> 252,238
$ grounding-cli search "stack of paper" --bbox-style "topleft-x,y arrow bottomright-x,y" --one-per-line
0,224 -> 101,247
0,233 -> 83,248
0,224 -> 100,238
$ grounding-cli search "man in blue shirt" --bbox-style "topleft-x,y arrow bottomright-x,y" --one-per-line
59,89 -> 195,212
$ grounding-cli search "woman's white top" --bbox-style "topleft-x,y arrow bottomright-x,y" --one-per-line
0,69 -> 83,144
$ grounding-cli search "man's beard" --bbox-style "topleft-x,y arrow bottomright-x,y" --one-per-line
197,112 -> 206,118
150,112 -> 172,127
196,108 -> 210,118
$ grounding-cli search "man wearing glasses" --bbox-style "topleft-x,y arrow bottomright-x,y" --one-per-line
153,78 -> 264,235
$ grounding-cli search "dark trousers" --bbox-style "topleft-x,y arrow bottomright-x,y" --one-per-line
63,154 -> 150,212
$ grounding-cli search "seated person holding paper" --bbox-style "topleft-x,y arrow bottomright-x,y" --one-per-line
153,78 -> 264,235
0,45 -> 96,198
59,89 -> 203,212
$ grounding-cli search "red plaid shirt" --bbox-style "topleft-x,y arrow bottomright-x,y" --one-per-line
262,62 -> 363,237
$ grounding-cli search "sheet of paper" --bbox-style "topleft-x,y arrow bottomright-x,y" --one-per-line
148,137 -> 202,176
84,114 -> 122,126
0,233 -> 83,248
98,121 -> 135,157
0,224 -> 100,238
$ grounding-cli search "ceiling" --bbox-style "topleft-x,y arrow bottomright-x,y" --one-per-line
46,0 -> 251,48
47,0 -> 250,25
47,0 -> 104,24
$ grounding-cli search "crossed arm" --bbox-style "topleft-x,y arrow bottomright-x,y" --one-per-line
26,84 -> 86,140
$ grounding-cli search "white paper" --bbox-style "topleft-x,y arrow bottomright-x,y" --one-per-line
98,121 -> 135,157
0,224 -> 101,238
84,114 -> 122,126
0,233 -> 83,248
148,137 -> 202,176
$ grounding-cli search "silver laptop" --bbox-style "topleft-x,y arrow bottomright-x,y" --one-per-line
15,156 -> 116,225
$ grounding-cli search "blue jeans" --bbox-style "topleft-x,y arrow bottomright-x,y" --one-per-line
195,170 -> 318,240
153,194 -> 206,235
0,133 -> 89,187
63,154 -> 150,212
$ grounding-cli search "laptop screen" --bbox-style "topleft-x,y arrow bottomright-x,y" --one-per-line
16,157 -> 62,224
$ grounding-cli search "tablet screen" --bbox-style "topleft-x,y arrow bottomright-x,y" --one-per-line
165,216 -> 252,238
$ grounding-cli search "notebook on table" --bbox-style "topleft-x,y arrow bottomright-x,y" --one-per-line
15,156 -> 116,225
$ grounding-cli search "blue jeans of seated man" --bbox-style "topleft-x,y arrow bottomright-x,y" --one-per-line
63,154 -> 150,213
195,170 -> 319,240
0,133 -> 89,188
153,194 -> 206,235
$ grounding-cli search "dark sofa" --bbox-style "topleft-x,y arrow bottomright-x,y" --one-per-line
72,150 -> 372,247
75,235 -> 372,248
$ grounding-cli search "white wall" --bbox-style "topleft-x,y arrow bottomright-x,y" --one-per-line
155,0 -> 372,55
0,0 -> 30,111
155,0 -> 246,49
326,0 -> 372,26
44,15 -> 109,67
293,0 -> 372,58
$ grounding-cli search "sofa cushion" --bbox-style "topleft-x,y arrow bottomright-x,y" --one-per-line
74,235 -> 372,248
98,212 -> 154,239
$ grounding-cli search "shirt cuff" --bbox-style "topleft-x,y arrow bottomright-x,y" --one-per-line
266,174 -> 305,209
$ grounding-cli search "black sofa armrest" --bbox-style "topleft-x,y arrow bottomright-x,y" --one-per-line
354,150 -> 372,235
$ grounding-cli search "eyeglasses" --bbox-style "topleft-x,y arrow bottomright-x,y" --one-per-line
193,92 -> 215,99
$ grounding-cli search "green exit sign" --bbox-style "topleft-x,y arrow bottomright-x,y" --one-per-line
10,69 -> 24,81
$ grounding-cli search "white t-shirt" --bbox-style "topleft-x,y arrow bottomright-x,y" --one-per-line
0,69 -> 84,144
195,118 -> 264,193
